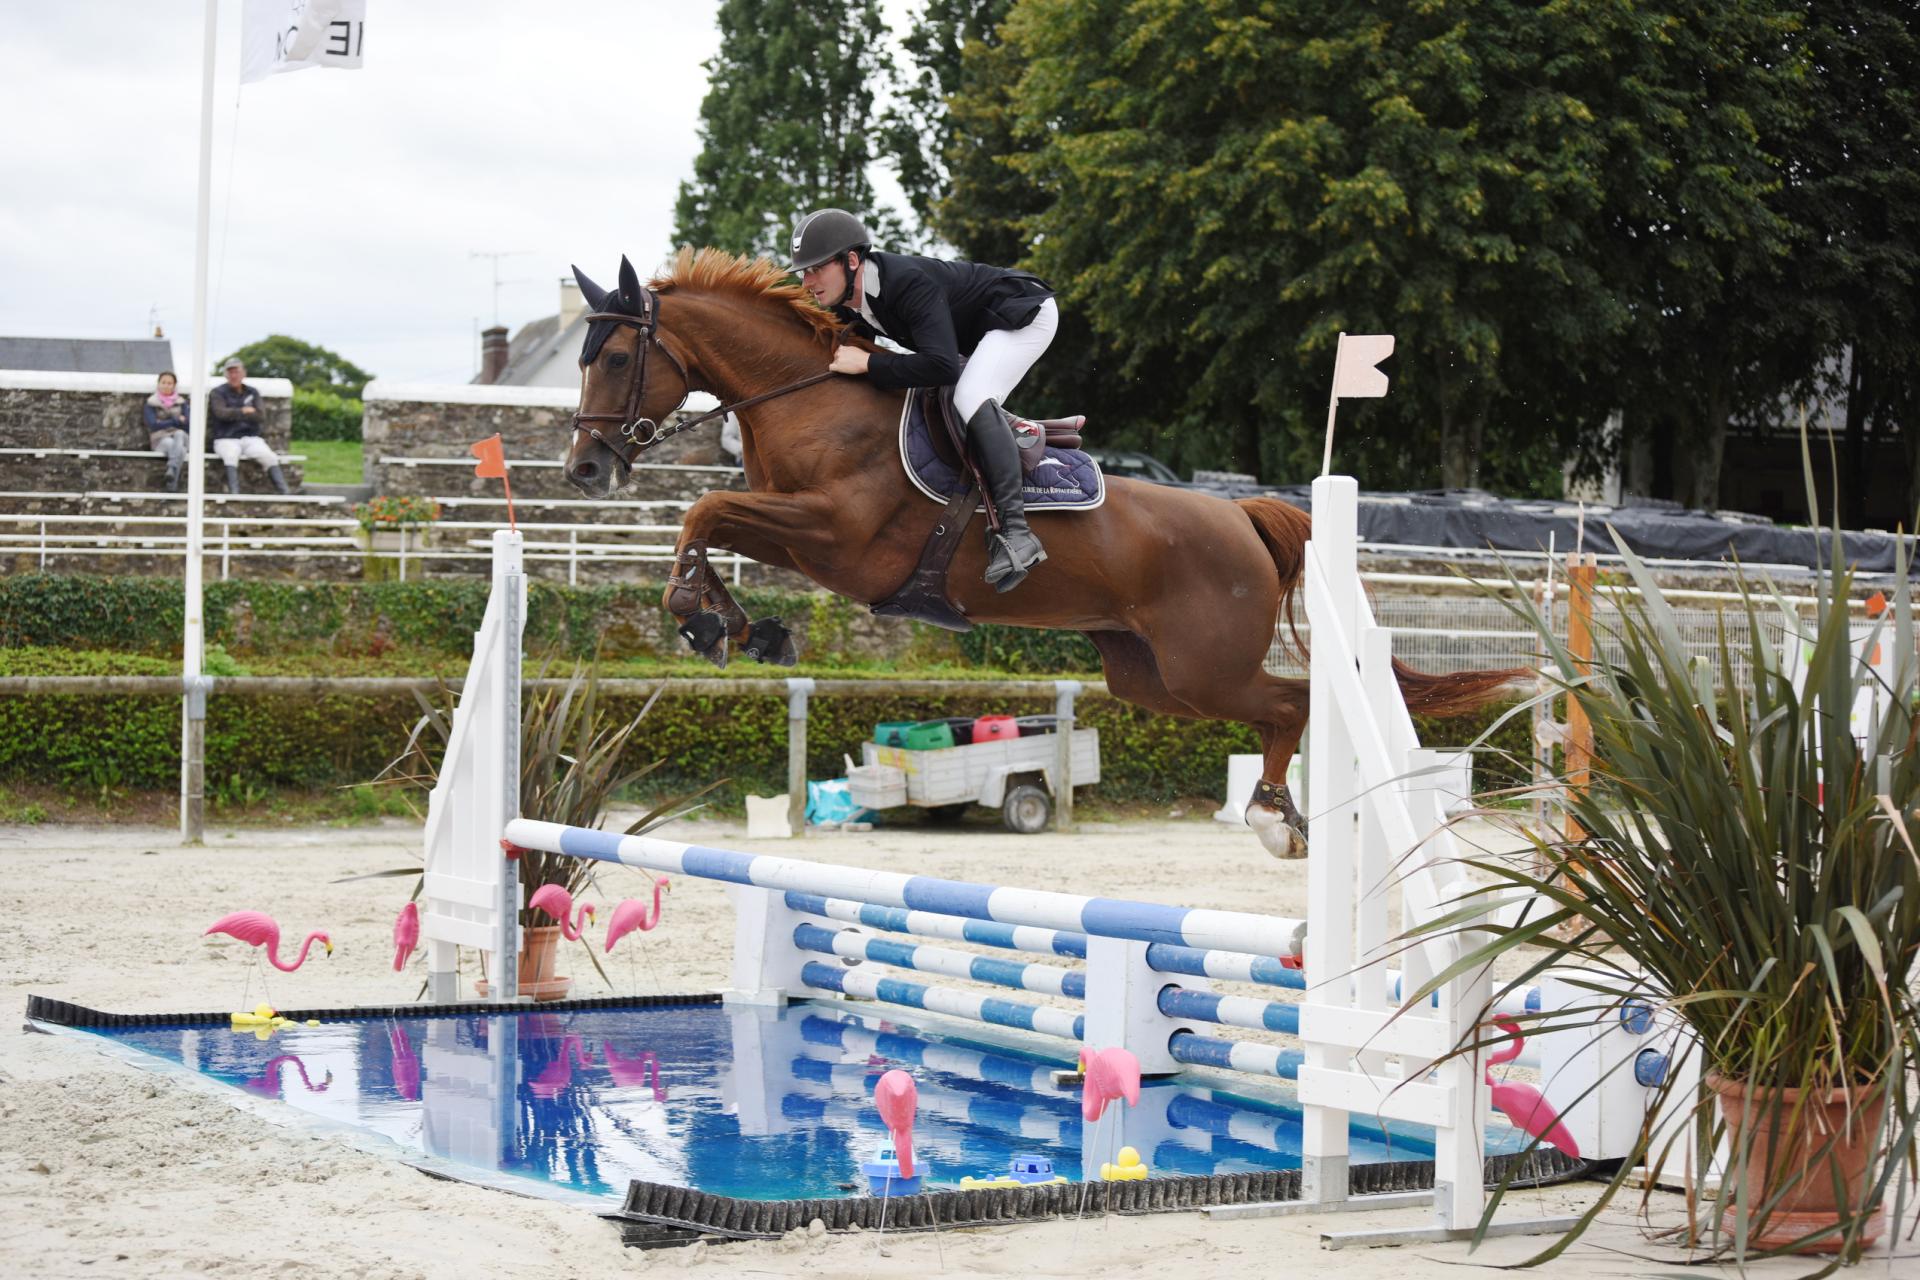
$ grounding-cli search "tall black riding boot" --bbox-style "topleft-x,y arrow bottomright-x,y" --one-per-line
224,465 -> 242,494
964,399 -> 1047,592
267,464 -> 292,495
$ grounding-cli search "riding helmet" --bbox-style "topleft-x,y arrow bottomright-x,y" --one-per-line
790,208 -> 872,271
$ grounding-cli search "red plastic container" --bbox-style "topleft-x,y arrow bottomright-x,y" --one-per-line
973,715 -> 1020,743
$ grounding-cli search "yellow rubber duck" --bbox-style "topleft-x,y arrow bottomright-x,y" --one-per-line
1099,1146 -> 1149,1181
229,1003 -> 320,1037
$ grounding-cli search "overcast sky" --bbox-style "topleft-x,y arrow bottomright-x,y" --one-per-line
0,2 -> 912,384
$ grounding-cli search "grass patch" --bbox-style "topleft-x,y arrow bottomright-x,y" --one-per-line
291,438 -> 363,485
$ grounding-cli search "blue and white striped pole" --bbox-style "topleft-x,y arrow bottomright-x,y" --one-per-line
506,819 -> 1306,958
787,892 -> 1088,958
801,961 -> 1086,1041
793,923 -> 1086,998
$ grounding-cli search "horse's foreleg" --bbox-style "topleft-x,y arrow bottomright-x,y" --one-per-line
667,491 -> 836,668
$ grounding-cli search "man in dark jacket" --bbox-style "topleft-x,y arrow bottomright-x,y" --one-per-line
793,208 -> 1056,593
208,358 -> 291,494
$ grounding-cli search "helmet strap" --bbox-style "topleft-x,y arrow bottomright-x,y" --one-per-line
833,250 -> 860,309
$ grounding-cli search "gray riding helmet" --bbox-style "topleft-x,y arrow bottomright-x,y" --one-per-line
790,208 -> 872,271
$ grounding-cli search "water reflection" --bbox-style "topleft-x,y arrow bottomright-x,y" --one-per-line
85,1001 -> 1488,1203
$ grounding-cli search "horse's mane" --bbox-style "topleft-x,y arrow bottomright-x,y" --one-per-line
651,247 -> 842,347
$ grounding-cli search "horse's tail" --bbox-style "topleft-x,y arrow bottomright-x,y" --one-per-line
1237,496 -> 1531,716
1236,497 -> 1313,659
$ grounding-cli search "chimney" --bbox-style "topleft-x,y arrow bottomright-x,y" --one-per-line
479,325 -> 510,384
558,277 -> 586,332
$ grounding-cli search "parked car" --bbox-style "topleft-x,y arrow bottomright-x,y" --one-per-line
1083,448 -> 1182,486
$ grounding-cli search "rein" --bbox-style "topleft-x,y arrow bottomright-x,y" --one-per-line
571,288 -> 839,465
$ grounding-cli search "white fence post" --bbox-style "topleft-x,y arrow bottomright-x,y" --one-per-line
422,529 -> 524,1001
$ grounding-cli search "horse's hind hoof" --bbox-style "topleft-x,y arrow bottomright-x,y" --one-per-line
677,611 -> 729,669
1248,806 -> 1308,860
742,617 -> 799,667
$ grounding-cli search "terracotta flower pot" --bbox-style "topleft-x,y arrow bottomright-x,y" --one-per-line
1708,1073 -> 1887,1253
474,924 -> 574,1002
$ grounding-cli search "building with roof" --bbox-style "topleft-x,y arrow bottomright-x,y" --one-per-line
0,335 -> 173,376
472,279 -> 588,387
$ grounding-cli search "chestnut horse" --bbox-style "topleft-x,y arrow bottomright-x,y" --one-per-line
564,250 -> 1521,857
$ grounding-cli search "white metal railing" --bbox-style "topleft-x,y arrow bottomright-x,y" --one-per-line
0,447 -> 308,463
376,454 -> 744,477
0,512 -> 744,583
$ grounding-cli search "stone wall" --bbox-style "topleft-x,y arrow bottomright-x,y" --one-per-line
0,370 -> 299,493
361,381 -> 745,505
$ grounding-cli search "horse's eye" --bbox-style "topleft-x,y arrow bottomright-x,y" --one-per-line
607,351 -> 630,370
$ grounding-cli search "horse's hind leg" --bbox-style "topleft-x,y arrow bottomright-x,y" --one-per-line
1089,629 -> 1311,858
1250,712 -> 1310,859
1140,628 -> 1313,859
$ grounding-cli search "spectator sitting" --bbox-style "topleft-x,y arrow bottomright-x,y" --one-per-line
142,371 -> 190,492
208,358 -> 292,494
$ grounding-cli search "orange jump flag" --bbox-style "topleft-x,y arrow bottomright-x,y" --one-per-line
469,433 -> 516,531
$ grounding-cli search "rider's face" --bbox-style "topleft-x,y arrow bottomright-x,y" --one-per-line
801,256 -> 850,307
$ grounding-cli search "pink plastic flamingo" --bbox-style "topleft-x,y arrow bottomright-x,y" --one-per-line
604,878 -> 672,952
204,911 -> 332,971
1078,1047 -> 1141,1123
605,1045 -> 667,1102
528,884 -> 595,940
392,901 -> 420,972
241,1054 -> 332,1098
873,1069 -> 918,1178
528,1035 -> 595,1100
1486,1020 -> 1580,1158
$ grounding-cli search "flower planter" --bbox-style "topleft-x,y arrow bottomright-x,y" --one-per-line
1709,1073 -> 1887,1252
474,924 -> 573,1002
353,524 -> 433,583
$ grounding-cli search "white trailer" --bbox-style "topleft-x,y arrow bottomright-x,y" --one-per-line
847,729 -> 1100,832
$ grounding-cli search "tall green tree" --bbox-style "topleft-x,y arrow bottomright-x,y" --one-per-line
217,334 -> 372,396
1768,2 -> 1920,523
995,0 -> 1642,488
882,0 -> 1015,246
673,0 -> 898,259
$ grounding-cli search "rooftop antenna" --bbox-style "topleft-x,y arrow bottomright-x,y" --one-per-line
469,249 -> 534,327
149,304 -> 165,339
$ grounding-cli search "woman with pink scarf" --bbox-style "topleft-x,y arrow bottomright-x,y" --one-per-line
143,371 -> 190,491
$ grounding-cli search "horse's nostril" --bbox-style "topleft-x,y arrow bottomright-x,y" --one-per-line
572,460 -> 598,484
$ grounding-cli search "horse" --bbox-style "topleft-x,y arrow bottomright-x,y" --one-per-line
562,249 -> 1525,858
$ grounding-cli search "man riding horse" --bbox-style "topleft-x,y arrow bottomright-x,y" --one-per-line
791,208 -> 1055,593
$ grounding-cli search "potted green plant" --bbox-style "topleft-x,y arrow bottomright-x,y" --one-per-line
372,666 -> 720,1000
1421,458 -> 1917,1262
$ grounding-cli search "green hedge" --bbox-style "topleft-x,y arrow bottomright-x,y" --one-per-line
0,657 -> 1532,806
0,573 -> 927,664
291,387 -> 364,441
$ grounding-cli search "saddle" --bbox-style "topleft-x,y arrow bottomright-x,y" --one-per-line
872,388 -> 1104,633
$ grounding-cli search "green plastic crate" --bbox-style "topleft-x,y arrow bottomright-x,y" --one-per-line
901,720 -> 956,751
873,720 -> 917,748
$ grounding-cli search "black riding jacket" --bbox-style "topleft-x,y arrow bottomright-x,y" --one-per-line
832,251 -> 1053,392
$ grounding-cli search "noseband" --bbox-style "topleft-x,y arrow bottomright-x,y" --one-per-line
570,287 -> 693,466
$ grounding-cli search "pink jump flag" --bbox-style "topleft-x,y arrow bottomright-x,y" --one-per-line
469,433 -> 516,531
1321,332 -> 1396,475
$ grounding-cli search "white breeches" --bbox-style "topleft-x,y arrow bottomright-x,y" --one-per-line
953,298 -> 1059,420
212,436 -> 279,468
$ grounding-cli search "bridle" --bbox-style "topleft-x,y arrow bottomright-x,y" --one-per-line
571,284 -> 837,469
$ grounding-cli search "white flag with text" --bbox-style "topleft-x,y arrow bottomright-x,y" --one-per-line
241,0 -> 366,84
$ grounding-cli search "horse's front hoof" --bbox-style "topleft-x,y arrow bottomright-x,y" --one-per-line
677,611 -> 729,669
742,617 -> 799,667
1248,806 -> 1308,860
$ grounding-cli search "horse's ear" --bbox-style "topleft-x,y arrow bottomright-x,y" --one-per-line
617,255 -> 643,313
572,265 -> 608,311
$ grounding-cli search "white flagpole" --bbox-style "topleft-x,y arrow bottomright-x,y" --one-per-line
181,0 -> 219,844
1320,331 -> 1346,476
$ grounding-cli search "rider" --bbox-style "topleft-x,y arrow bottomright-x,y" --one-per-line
791,208 -> 1056,593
